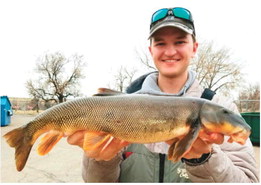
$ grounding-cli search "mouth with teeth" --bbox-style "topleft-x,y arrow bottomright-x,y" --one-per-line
162,59 -> 180,63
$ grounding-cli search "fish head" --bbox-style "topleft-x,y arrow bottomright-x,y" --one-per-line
200,101 -> 251,145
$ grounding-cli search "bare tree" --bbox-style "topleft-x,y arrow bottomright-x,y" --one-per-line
29,97 -> 40,113
237,83 -> 260,112
190,41 -> 243,94
111,66 -> 137,92
135,48 -> 156,71
26,52 -> 86,104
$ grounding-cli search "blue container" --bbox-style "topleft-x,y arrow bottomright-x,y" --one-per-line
1,96 -> 13,126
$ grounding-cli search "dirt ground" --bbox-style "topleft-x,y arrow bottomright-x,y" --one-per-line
1,114 -> 260,183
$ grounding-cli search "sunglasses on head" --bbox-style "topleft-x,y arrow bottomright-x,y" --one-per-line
151,7 -> 194,27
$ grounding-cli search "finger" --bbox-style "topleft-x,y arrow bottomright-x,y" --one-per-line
199,131 -> 224,144
67,130 -> 85,147
85,137 -> 129,161
182,138 -> 211,159
209,133 -> 224,144
202,132 -> 224,144
85,149 -> 98,159
99,138 -> 129,161
183,147 -> 204,159
191,138 -> 212,154
84,139 -> 109,159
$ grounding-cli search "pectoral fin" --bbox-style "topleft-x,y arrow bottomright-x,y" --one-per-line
83,132 -> 113,151
168,119 -> 201,162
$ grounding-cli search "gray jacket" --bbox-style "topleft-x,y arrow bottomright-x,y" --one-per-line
81,72 -> 259,182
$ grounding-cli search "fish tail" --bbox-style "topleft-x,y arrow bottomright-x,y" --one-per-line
3,127 -> 33,171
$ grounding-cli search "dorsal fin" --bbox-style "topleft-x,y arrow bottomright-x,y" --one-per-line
93,88 -> 125,96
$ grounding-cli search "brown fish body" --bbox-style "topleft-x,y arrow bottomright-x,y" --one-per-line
25,95 -> 203,142
3,92 -> 251,171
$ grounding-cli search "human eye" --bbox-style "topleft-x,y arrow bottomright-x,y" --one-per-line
155,42 -> 165,46
175,40 -> 186,45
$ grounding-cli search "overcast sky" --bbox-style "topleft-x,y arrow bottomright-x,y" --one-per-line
0,0 -> 260,98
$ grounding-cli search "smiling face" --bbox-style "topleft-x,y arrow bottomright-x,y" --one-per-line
149,26 -> 198,79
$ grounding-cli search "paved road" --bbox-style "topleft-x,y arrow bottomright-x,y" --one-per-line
1,114 -> 83,183
1,114 -> 260,182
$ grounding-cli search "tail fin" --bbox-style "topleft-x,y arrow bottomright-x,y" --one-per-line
3,127 -> 33,171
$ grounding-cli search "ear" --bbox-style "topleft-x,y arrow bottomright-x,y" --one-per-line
148,46 -> 152,54
192,42 -> 198,58
148,45 -> 152,56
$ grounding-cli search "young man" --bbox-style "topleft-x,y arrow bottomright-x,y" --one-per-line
67,7 -> 259,182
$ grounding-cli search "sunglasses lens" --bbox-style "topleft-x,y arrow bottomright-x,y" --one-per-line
173,7 -> 192,21
151,9 -> 169,23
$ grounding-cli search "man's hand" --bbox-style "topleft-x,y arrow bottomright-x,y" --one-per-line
166,131 -> 224,159
67,130 -> 129,161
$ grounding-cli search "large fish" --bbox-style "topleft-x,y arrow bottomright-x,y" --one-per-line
4,88 -> 251,172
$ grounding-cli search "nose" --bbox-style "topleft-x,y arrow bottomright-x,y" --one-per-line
164,45 -> 177,57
